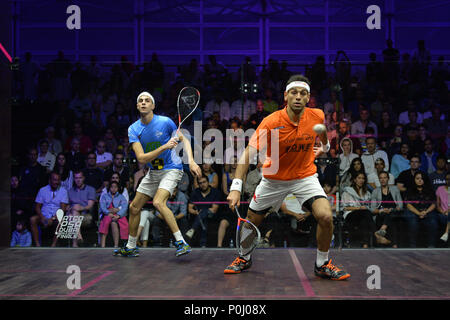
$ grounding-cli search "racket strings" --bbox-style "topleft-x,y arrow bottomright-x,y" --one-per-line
238,221 -> 259,256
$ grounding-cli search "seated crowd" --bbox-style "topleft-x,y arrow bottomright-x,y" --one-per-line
11,42 -> 449,248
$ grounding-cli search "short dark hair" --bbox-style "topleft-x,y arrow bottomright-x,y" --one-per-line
378,170 -> 389,178
286,74 -> 311,87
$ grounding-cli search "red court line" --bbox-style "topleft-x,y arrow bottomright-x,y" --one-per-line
288,249 -> 316,298
0,42 -> 12,63
68,271 -> 115,297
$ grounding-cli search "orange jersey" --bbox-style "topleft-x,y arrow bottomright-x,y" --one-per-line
248,106 -> 325,181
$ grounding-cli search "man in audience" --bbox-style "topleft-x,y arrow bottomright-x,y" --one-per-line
67,170 -> 97,247
361,136 -> 389,177
103,152 -> 130,189
30,172 -> 69,247
186,175 -> 221,247
82,151 -> 105,197
95,140 -> 113,170
396,154 -> 430,196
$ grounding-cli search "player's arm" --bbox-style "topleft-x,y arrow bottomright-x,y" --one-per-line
177,132 -> 201,177
227,144 -> 257,209
131,140 -> 177,165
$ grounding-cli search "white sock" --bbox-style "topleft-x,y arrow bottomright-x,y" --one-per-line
127,235 -> 137,249
316,249 -> 329,267
173,231 -> 184,242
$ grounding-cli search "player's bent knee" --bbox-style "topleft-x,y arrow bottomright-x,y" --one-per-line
317,212 -> 333,226
129,202 -> 142,216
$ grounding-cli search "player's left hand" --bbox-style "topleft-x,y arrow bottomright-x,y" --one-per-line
189,162 -> 201,177
313,142 -> 327,157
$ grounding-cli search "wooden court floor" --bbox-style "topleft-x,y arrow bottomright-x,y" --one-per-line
0,247 -> 449,300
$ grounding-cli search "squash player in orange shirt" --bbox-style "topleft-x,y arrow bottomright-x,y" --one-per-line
224,74 -> 350,280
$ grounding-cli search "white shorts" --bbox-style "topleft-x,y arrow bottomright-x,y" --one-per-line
136,169 -> 183,198
249,173 -> 327,213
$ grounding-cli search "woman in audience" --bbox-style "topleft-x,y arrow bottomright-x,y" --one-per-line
404,171 -> 438,248
98,181 -> 129,248
53,152 -> 74,191
340,157 -> 365,190
342,172 -> 375,248
370,171 -> 403,247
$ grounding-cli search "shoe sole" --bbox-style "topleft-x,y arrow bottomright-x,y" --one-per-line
315,272 -> 351,281
175,248 -> 192,257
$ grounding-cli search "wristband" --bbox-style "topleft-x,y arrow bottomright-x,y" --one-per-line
321,141 -> 330,153
229,178 -> 243,192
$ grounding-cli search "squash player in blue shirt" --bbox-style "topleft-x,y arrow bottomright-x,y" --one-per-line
114,91 -> 201,257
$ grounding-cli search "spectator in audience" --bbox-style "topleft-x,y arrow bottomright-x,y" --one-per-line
420,138 -> 439,175
10,220 -> 32,247
390,143 -> 411,179
67,171 -> 96,247
436,172 -> 449,242
378,111 -> 396,150
37,139 -> 56,173
101,172 -> 129,203
423,106 -> 447,141
368,158 -> 395,189
19,147 -> 48,204
387,124 -> 404,158
64,121 -> 93,155
316,154 -> 337,194
133,163 -> 149,191
66,138 -> 86,171
44,126 -> 63,156
280,194 -> 314,247
103,152 -> 130,190
351,107 -> 378,144
404,124 -> 424,157
338,137 -> 359,176
404,171 -> 438,248
186,175 -> 221,247
340,157 -> 366,190
262,88 -> 278,114
247,99 -> 270,129
98,181 -> 129,248
53,152 -> 74,192
230,95 -> 256,122
193,160 -> 219,190
204,91 -> 230,122
82,151 -> 104,196
398,101 -> 423,125
361,136 -> 389,177
95,139 -> 113,170
30,171 -> 69,247
342,172 -> 375,248
81,110 -> 100,143
429,154 -> 448,191
396,154 -> 429,195
331,121 -> 362,156
103,127 -> 118,155
370,171 -> 404,248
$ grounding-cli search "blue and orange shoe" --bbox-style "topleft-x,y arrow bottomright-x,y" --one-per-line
314,259 -> 350,280
113,246 -> 140,257
174,240 -> 191,257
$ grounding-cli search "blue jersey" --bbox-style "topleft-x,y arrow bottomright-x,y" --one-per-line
128,115 -> 183,171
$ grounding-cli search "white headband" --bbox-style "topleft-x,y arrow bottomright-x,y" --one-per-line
285,81 -> 310,93
137,91 -> 155,105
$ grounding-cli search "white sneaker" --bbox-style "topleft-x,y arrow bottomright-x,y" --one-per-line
185,228 -> 195,239
440,233 -> 448,242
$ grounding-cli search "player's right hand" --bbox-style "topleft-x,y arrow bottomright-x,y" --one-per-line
164,137 -> 179,150
227,190 -> 241,210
